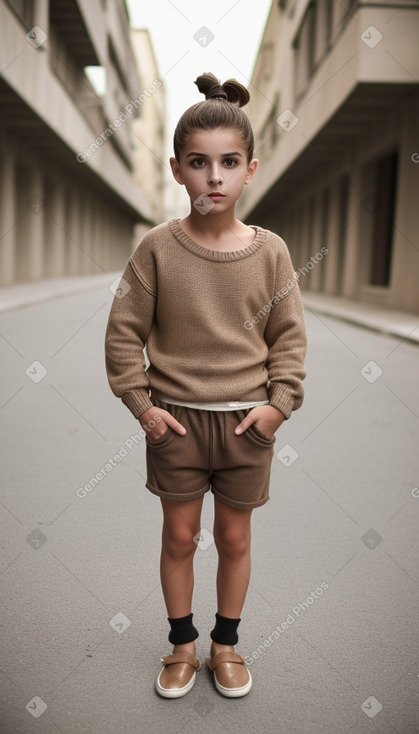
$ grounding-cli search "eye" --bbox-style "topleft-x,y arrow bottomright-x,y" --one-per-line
191,158 -> 206,167
224,158 -> 238,167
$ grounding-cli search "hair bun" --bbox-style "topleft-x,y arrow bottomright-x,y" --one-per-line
208,83 -> 228,101
194,72 -> 250,108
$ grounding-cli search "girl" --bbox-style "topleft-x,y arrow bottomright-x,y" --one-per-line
105,72 -> 307,699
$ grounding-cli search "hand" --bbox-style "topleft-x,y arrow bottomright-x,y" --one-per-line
235,405 -> 285,439
139,406 -> 187,441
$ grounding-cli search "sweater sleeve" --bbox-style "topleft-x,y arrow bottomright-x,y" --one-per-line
263,237 -> 307,419
104,243 -> 157,419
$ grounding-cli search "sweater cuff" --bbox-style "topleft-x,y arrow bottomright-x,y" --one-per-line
121,389 -> 153,419
268,384 -> 295,420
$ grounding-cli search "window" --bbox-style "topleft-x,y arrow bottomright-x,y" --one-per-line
369,151 -> 398,287
294,2 -> 317,94
330,0 -> 357,43
258,95 -> 279,158
259,43 -> 274,83
4,0 -> 33,28
294,0 -> 357,94
325,0 -> 333,46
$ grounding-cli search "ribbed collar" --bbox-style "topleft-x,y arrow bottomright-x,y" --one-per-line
168,218 -> 267,262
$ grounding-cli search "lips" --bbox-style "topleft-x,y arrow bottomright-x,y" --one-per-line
207,193 -> 225,199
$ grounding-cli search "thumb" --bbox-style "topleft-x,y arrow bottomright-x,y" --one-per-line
235,416 -> 251,435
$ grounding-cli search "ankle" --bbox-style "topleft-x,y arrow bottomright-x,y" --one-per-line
211,640 -> 234,650
173,640 -> 196,653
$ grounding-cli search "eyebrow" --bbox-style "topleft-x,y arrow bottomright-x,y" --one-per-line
185,151 -> 242,158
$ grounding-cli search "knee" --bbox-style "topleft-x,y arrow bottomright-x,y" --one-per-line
214,526 -> 249,559
163,524 -> 198,559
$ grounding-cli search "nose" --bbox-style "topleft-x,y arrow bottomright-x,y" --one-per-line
208,164 -> 223,185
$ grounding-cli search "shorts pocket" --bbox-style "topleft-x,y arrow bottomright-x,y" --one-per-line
145,399 -> 185,447
234,409 -> 276,446
145,424 -> 176,447
246,422 -> 276,445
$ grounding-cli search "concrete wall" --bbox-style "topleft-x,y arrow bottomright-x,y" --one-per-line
239,0 -> 419,314
0,0 -> 163,285
130,28 -> 165,228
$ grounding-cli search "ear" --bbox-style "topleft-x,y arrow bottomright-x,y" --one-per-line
244,158 -> 259,185
169,157 -> 185,185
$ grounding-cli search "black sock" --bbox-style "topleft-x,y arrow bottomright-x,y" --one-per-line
210,612 -> 241,645
167,613 -> 199,644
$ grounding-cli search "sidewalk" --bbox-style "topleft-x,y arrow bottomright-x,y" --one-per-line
0,273 -> 418,345
0,272 -> 121,314
302,291 -> 419,346
1,273 -> 418,733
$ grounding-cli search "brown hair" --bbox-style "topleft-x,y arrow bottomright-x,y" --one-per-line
173,72 -> 254,163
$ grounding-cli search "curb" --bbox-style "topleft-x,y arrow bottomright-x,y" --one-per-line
302,295 -> 419,347
0,272 -> 122,315
1,276 -> 418,348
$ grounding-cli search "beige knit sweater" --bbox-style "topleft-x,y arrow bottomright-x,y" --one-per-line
105,219 -> 307,420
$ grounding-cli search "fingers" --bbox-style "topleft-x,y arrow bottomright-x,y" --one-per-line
139,407 -> 186,439
163,412 -> 187,436
138,406 -> 164,433
235,406 -> 284,436
235,406 -> 260,434
235,416 -> 251,434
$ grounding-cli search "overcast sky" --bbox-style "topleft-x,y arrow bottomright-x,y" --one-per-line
126,0 -> 272,139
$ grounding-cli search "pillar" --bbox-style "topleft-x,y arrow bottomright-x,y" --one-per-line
46,181 -> 66,276
341,167 -> 363,299
323,180 -> 341,295
0,141 -> 17,284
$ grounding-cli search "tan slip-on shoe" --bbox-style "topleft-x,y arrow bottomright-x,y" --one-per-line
155,651 -> 201,698
206,649 -> 252,698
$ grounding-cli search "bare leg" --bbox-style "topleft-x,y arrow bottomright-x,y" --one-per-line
212,495 -> 253,617
209,496 -> 254,689
159,496 -> 204,658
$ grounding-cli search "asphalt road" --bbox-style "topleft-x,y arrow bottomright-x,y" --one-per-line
0,283 -> 418,734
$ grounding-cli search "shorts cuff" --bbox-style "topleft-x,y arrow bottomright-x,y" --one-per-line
210,487 -> 270,510
145,480 -> 209,502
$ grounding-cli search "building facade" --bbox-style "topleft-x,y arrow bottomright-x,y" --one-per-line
130,28 -> 165,228
238,0 -> 419,314
0,0 -> 164,286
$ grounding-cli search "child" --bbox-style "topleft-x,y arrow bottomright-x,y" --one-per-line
105,72 -> 307,699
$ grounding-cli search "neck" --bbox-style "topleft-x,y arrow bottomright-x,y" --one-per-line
186,206 -> 237,238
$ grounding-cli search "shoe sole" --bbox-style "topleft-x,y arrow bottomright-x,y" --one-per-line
155,669 -> 198,698
213,668 -> 252,698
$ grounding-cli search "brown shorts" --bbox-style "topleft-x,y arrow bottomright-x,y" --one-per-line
145,395 -> 276,510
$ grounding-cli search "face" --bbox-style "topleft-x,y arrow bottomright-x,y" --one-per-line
169,128 -> 258,214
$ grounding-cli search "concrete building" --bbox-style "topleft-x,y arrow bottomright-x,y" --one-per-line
238,0 -> 419,314
130,28 -> 165,228
0,0 -> 164,286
